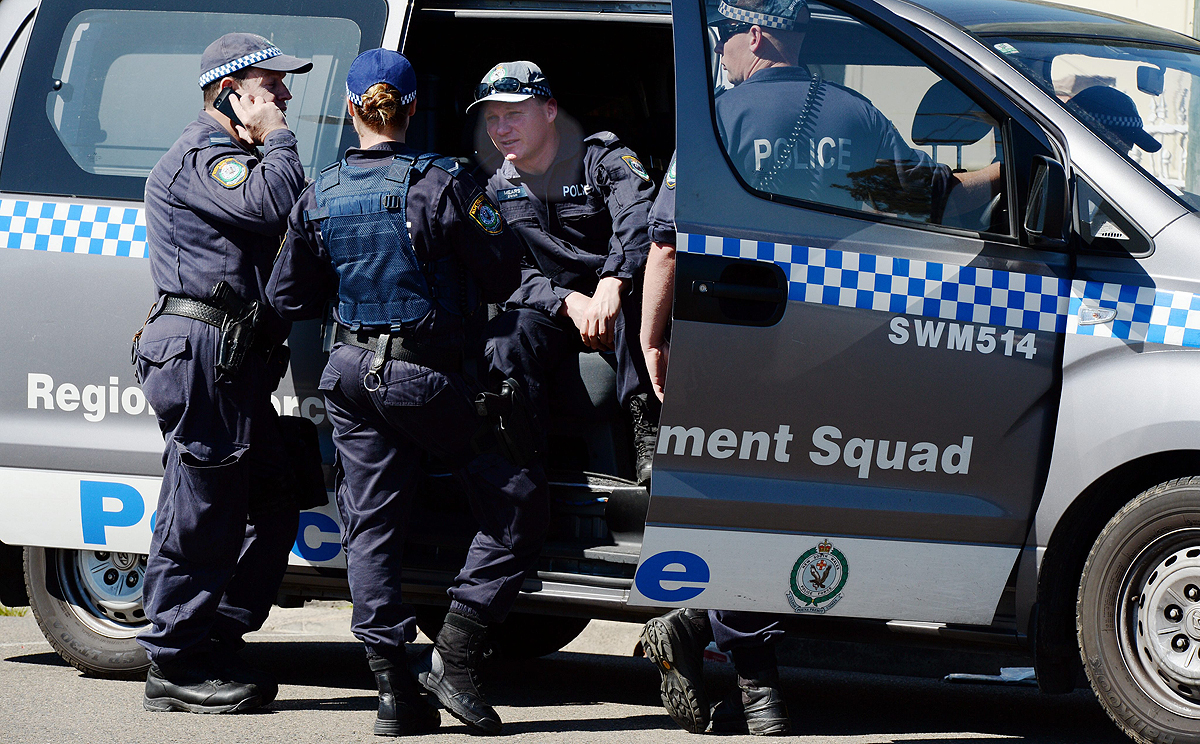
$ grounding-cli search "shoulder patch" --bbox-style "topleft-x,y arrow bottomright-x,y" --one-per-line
211,157 -> 249,188
468,193 -> 505,235
622,155 -> 651,182
665,157 -> 676,190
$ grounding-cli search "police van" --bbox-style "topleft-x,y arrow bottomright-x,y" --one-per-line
0,0 -> 1198,741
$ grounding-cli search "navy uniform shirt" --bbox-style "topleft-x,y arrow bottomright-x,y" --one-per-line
486,130 -> 656,316
648,151 -> 676,246
268,142 -> 524,350
144,111 -> 305,345
716,68 -> 949,221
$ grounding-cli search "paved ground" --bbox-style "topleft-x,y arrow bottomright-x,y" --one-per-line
0,603 -> 1130,744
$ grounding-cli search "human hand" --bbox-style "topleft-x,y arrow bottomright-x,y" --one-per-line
560,291 -> 596,345
230,93 -> 288,146
642,338 -> 669,402
581,277 -> 625,351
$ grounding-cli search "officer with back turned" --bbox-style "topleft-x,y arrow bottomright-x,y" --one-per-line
268,48 -> 548,737
132,33 -> 311,714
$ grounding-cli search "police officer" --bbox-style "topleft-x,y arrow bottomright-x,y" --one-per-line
638,153 -> 790,736
267,49 -> 546,737
713,0 -> 999,220
133,33 -> 312,713
470,62 -> 660,485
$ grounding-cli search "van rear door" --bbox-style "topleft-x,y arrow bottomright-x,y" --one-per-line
631,0 -> 1067,625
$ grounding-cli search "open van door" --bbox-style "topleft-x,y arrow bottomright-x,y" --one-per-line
630,0 -> 1068,626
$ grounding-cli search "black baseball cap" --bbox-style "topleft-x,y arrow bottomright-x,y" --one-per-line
199,33 -> 312,88
1069,85 -> 1162,153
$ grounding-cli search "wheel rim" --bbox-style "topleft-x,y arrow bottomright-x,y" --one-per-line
55,549 -> 149,638
1121,528 -> 1200,718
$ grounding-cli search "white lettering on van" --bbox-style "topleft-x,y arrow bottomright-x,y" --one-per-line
887,318 -> 1037,360
27,373 -> 155,421
658,424 -> 792,463
269,394 -> 326,426
810,425 -> 973,479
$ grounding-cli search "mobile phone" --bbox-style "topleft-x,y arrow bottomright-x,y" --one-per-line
213,88 -> 243,129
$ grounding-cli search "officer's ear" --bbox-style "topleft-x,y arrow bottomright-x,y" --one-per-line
747,25 -> 765,53
405,99 -> 418,118
346,97 -> 357,120
544,97 -> 558,125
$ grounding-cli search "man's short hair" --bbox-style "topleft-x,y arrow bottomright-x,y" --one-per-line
202,67 -> 253,107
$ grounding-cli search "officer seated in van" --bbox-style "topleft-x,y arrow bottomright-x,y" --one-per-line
712,0 -> 1000,227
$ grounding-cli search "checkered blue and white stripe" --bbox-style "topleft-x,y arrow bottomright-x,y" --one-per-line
346,83 -> 417,108
681,232 -> 1200,349
717,0 -> 802,30
198,47 -> 282,87
0,199 -> 146,258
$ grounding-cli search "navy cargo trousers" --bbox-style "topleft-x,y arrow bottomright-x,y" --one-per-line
318,344 -> 549,663
135,314 -> 298,663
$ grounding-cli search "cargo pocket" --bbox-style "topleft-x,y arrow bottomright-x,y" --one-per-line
557,200 -> 611,253
134,335 -> 190,425
381,364 -> 448,407
498,199 -> 538,227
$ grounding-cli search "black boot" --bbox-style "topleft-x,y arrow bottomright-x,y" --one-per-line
369,654 -> 441,737
210,637 -> 278,706
629,393 -> 659,487
710,667 -> 790,736
640,608 -> 711,733
143,656 -> 262,714
416,611 -> 501,734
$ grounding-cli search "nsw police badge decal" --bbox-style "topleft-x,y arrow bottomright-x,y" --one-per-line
469,194 -> 504,235
622,155 -> 651,182
210,157 -> 249,188
787,539 -> 848,614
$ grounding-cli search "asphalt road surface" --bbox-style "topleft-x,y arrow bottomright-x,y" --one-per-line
1,603 -> 1131,744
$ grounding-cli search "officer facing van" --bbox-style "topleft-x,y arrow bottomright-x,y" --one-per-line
471,62 -> 661,485
132,33 -> 311,714
267,49 -> 547,737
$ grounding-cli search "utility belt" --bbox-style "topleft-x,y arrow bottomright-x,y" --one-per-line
138,281 -> 287,384
334,325 -> 463,389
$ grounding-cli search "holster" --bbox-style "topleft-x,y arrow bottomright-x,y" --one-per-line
210,281 -> 263,382
276,415 -> 329,510
474,377 -> 539,467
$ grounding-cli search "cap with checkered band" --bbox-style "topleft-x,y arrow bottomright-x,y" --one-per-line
199,33 -> 312,88
346,49 -> 418,108
714,0 -> 808,31
1068,85 -> 1162,154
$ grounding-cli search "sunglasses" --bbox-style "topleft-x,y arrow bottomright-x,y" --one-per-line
712,20 -> 752,43
473,77 -> 551,102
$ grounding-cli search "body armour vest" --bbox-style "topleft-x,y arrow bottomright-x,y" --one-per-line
309,152 -> 473,330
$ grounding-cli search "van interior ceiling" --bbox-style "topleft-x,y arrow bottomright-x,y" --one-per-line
402,11 -> 676,177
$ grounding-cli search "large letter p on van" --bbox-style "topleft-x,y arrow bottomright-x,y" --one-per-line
80,481 -> 144,545
635,550 -> 710,603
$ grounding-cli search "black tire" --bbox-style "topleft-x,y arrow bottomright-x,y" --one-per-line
24,547 -> 150,679
415,606 -> 590,659
1078,477 -> 1200,744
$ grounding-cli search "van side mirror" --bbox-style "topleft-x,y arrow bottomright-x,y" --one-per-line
1138,65 -> 1165,97
1024,155 -> 1069,248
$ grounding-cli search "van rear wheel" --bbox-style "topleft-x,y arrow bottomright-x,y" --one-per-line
1078,477 -> 1200,744
24,547 -> 150,679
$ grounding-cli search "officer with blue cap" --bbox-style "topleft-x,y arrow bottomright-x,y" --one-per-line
636,152 -> 791,736
134,32 -> 312,714
470,60 -> 661,487
268,48 -> 547,737
1068,85 -> 1163,154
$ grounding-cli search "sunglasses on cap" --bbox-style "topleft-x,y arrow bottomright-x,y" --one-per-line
473,77 -> 552,102
712,19 -> 752,43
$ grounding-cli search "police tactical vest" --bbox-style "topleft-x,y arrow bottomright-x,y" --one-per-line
308,152 -> 472,330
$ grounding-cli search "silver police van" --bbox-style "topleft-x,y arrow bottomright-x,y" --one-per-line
0,0 -> 1198,741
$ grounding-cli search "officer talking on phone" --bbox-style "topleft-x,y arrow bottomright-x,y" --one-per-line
132,32 -> 311,714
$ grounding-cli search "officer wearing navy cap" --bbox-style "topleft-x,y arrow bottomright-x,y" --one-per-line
133,32 -> 312,714
1068,85 -> 1163,154
471,61 -> 661,486
268,49 -> 546,737
637,153 -> 790,737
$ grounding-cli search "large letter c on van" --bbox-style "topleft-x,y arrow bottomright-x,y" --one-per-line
635,550 -> 710,603
80,481 -> 145,545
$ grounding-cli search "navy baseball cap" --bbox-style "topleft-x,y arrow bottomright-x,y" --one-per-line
1069,85 -> 1162,153
714,0 -> 808,30
346,48 -> 418,107
467,61 -> 553,113
198,33 -> 312,88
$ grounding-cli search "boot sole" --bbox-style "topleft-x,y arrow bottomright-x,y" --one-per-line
640,618 -> 708,734
374,711 -> 442,737
418,671 -> 502,735
143,693 -> 263,714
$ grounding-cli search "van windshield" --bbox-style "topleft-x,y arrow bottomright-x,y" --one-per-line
985,35 -> 1200,211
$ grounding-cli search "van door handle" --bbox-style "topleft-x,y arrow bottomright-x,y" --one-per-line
692,281 -> 788,304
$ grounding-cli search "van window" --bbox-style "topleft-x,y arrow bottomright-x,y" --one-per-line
703,1 -> 1009,235
0,1 -> 386,200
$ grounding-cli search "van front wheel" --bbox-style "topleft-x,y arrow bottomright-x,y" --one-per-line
24,547 -> 150,679
1078,477 -> 1200,744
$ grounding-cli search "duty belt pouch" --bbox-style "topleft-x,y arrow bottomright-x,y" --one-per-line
277,415 -> 329,509
474,377 -> 539,467
264,344 -> 291,393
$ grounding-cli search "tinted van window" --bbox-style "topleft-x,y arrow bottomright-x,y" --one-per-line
704,1 -> 1009,235
1,0 -> 385,200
